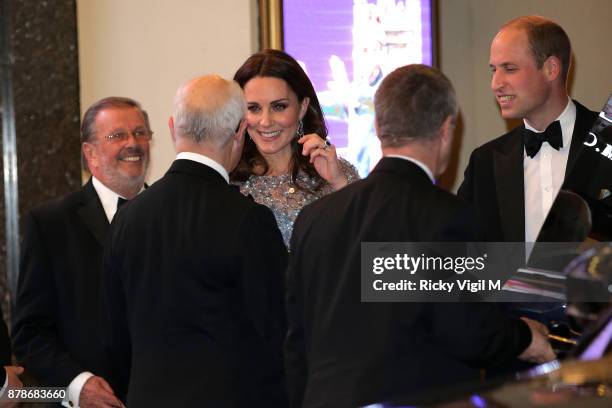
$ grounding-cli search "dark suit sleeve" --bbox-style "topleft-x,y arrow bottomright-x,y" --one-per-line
457,150 -> 475,203
430,202 -> 532,368
429,303 -> 531,368
237,204 -> 288,406
285,211 -> 309,408
12,212 -> 84,386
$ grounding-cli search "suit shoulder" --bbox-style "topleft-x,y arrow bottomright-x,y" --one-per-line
574,99 -> 598,117
428,187 -> 482,240
471,127 -> 521,158
300,176 -> 366,217
219,184 -> 280,226
291,182 -> 352,236
418,181 -> 469,214
226,188 -> 283,243
27,188 -> 86,221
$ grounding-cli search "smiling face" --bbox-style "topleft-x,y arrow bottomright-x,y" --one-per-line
489,27 -> 554,128
83,106 -> 150,197
243,76 -> 308,167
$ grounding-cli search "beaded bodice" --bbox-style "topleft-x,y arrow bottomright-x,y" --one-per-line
236,159 -> 359,248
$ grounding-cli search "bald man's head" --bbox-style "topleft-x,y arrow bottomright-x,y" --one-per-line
173,75 -> 246,145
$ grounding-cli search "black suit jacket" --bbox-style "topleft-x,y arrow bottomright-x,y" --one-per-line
101,159 -> 288,407
12,179 -> 116,390
286,158 -> 531,408
458,100 -> 601,241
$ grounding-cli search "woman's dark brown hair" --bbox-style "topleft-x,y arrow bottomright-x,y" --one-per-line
230,49 -> 327,192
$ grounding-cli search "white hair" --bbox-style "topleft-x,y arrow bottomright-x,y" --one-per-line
174,77 -> 246,146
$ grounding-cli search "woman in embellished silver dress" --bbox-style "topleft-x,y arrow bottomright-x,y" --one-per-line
231,50 -> 359,248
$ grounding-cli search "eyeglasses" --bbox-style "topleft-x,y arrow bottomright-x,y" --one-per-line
105,129 -> 153,143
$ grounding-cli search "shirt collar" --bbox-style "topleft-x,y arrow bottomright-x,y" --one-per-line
384,155 -> 435,183
524,97 -> 575,150
92,176 -> 124,223
176,152 -> 229,183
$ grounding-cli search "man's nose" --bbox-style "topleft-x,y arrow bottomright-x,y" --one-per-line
491,70 -> 504,92
124,132 -> 138,145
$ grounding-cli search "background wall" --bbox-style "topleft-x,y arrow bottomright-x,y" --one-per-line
77,0 -> 611,189
77,0 -> 258,182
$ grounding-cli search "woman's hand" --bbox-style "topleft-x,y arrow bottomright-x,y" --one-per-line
298,133 -> 348,190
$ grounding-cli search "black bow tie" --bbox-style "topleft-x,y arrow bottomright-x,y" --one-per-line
117,197 -> 128,209
523,120 -> 562,158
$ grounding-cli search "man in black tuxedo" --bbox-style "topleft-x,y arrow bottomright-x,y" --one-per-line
285,65 -> 555,408
101,75 -> 288,407
458,16 -> 606,242
13,97 -> 152,407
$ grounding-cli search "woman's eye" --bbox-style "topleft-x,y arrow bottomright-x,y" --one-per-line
272,104 -> 287,111
247,105 -> 261,113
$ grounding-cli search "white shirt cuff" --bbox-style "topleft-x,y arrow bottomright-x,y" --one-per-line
62,371 -> 94,408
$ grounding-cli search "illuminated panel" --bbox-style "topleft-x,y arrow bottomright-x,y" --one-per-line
284,0 -> 434,176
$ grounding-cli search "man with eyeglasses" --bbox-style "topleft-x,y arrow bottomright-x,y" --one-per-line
13,97 -> 151,408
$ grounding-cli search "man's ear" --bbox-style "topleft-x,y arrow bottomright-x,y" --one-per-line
234,119 -> 248,146
439,115 -> 455,149
168,116 -> 176,143
432,115 -> 456,177
299,97 -> 310,120
543,56 -> 561,82
82,142 -> 97,170
227,119 -> 248,172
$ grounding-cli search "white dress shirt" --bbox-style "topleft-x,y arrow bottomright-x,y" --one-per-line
523,98 -> 576,242
92,176 -> 126,222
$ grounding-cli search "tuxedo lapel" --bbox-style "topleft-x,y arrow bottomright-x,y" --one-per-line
565,101 -> 596,179
493,129 -> 525,241
562,101 -> 609,203
77,180 -> 109,246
